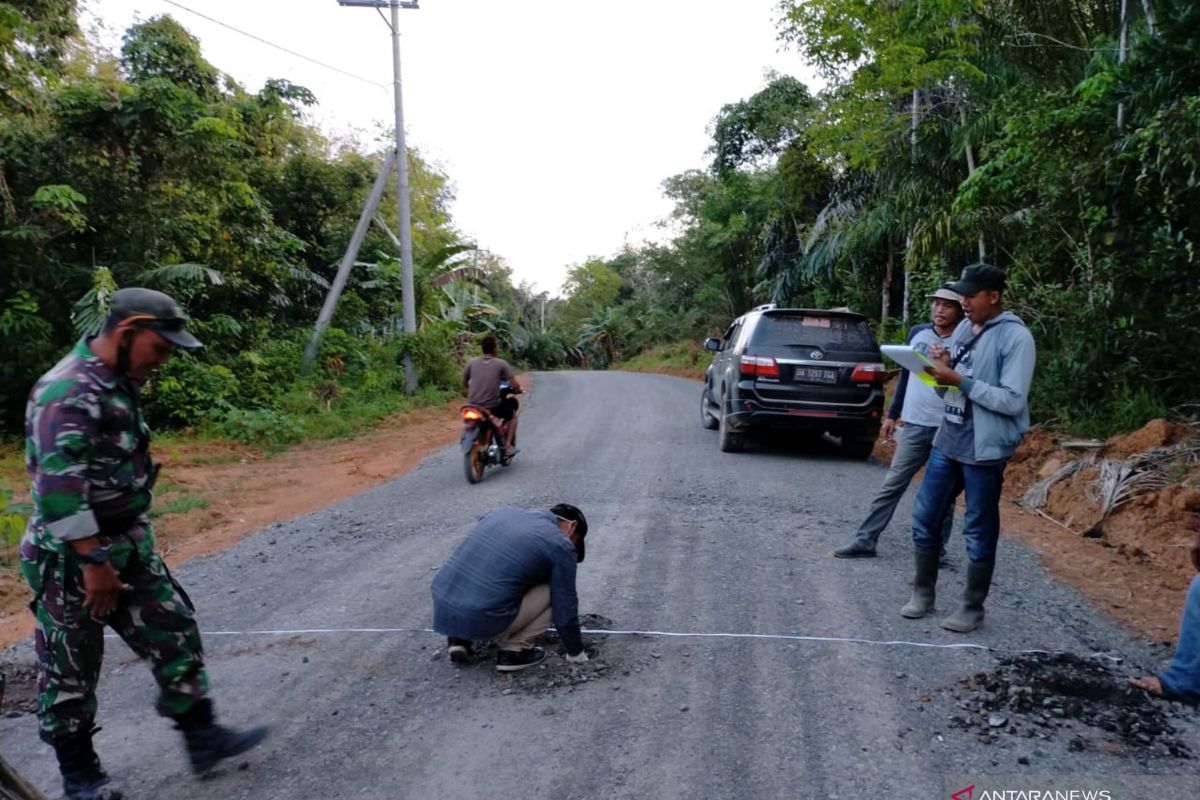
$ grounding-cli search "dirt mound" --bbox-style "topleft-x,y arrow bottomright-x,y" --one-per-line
1106,419 -> 1193,460
943,653 -> 1192,759
1005,428 -> 1061,495
1096,486 -> 1200,586
1010,422 -> 1200,633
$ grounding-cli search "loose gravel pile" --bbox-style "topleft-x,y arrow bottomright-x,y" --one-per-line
433,614 -> 632,696
944,653 -> 1192,759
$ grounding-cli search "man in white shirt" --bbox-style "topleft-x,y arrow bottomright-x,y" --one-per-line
834,285 -> 963,559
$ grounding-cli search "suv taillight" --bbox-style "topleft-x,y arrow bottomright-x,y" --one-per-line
850,362 -> 888,382
740,355 -> 780,379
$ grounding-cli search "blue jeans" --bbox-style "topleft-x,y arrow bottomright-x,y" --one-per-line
912,447 -> 1006,564
854,423 -> 953,548
1160,574 -> 1200,702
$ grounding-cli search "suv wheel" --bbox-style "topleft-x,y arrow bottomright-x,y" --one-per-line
717,390 -> 745,453
700,385 -> 719,430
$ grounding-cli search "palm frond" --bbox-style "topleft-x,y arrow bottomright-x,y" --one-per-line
431,265 -> 488,289
138,262 -> 225,288
289,266 -> 331,289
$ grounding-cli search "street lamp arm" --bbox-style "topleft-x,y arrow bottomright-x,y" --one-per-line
337,1 -> 418,8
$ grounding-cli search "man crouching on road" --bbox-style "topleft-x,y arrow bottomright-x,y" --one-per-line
432,505 -> 590,671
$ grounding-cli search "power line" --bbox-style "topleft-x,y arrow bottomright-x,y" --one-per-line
158,0 -> 387,89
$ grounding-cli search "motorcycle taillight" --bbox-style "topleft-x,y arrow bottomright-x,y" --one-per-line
462,409 -> 482,421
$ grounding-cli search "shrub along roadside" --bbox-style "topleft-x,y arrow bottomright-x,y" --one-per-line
0,321 -> 466,563
615,342 -> 707,381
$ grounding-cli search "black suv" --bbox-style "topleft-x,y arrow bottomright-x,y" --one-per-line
700,305 -> 887,458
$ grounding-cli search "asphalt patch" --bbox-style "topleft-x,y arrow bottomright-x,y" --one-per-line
942,653 -> 1193,759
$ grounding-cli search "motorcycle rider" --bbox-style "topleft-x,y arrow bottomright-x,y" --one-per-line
462,335 -> 521,458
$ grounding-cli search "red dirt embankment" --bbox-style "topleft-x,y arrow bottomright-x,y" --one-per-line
875,417 -> 1199,640
1001,420 -> 1199,639
0,397 -> 469,649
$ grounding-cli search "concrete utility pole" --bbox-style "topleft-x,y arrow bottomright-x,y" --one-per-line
337,0 -> 420,393
303,149 -> 397,372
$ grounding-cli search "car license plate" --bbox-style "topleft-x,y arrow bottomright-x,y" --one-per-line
795,366 -> 838,384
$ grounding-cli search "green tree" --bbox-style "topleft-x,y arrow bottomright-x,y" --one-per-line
556,258 -> 621,332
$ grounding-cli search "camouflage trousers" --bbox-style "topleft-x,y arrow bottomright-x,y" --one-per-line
19,522 -> 209,744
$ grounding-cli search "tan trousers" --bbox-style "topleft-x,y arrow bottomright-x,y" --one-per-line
496,584 -> 552,651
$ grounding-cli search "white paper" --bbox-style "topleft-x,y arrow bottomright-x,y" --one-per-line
880,344 -> 950,387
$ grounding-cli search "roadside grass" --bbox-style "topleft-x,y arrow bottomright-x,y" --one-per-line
1053,383 -> 1171,440
1,474 -> 29,565
285,385 -> 456,442
199,384 -> 458,450
0,382 -> 458,538
617,341 -> 707,379
149,494 -> 209,518
0,383 -> 457,572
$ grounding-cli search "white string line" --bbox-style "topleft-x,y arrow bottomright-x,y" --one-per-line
107,626 -> 1120,661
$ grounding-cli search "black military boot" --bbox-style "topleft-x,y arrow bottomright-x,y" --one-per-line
942,560 -> 996,633
899,548 -> 941,619
52,729 -> 124,800
173,699 -> 269,775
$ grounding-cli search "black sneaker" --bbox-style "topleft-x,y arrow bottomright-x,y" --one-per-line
495,647 -> 546,673
447,637 -> 474,664
834,541 -> 876,559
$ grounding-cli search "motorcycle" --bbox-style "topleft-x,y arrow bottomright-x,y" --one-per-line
460,381 -> 520,484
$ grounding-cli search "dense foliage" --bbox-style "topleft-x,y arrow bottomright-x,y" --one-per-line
2,1 -> 1196,441
546,0 -> 1199,435
0,7 -> 550,439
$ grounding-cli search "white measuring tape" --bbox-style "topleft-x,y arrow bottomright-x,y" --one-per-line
120,625 -> 1118,660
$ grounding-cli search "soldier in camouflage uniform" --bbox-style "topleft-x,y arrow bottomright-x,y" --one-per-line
19,288 -> 267,800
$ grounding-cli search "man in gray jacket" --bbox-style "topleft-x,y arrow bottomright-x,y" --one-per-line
899,263 -> 1036,632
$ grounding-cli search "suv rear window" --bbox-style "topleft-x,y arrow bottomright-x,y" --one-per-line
751,315 -> 876,350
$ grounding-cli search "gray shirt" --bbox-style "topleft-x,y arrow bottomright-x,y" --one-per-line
463,355 -> 514,408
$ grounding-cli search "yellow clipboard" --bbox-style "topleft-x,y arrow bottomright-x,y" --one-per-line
880,345 -> 953,388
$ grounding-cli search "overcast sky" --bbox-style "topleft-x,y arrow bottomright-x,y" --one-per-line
82,0 -> 818,294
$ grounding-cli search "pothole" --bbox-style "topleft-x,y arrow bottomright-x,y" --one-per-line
433,614 -> 631,696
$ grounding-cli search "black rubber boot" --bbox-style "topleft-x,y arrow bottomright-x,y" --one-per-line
833,540 -> 876,559
174,699 -> 269,775
942,560 -> 996,633
53,729 -> 123,800
899,548 -> 941,619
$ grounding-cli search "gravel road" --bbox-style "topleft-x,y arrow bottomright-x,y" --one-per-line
2,371 -> 1198,799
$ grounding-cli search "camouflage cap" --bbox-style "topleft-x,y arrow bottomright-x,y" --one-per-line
109,287 -> 203,349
